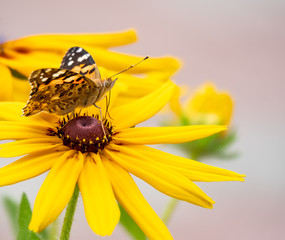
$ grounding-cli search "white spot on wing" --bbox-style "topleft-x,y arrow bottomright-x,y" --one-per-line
52,69 -> 67,78
83,54 -> 90,60
42,77 -> 48,82
76,48 -> 83,53
58,70 -> 66,75
68,60 -> 74,66
53,72 -> 61,78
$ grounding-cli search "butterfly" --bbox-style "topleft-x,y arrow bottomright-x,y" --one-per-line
22,47 -> 116,117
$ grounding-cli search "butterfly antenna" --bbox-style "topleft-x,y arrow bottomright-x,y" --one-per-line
109,56 -> 149,79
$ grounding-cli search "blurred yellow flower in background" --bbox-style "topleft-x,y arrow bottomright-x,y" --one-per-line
0,29 -> 180,104
171,83 -> 233,126
185,83 -> 233,125
169,83 -> 236,160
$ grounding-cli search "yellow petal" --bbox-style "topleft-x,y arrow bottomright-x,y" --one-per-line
0,121 -> 48,140
0,64 -> 13,100
87,48 -> 181,75
113,125 -> 227,145
0,148 -> 65,186
78,153 -> 120,236
104,146 -> 214,208
102,158 -> 173,240
0,138 -> 61,158
29,151 -> 84,232
0,102 -> 58,125
3,29 -> 137,51
110,76 -> 173,109
0,50 -> 62,76
110,81 -> 176,129
120,145 -> 245,182
1,31 -> 179,78
169,85 -> 183,116
12,77 -> 30,102
0,102 -> 26,121
111,72 -> 172,99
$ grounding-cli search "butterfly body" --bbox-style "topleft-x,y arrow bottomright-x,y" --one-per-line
22,47 -> 115,116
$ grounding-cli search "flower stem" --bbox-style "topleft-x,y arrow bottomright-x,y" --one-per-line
162,198 -> 179,225
162,153 -> 200,225
60,184 -> 80,240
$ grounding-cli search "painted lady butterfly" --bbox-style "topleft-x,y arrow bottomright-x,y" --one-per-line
22,47 -> 116,117
23,47 -> 148,121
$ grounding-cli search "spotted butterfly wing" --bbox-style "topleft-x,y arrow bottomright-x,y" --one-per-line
23,47 -> 115,117
22,68 -> 100,116
60,46 -> 101,81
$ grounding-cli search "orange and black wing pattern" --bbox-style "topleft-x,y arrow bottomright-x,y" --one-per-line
60,46 -> 101,80
22,68 -> 95,116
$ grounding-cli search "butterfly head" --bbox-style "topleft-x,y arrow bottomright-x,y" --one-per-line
104,77 -> 117,91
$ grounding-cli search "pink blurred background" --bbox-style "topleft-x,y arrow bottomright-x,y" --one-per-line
1,0 -> 285,239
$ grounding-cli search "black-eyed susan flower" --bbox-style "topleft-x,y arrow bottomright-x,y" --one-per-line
0,29 -> 180,103
0,82 -> 244,239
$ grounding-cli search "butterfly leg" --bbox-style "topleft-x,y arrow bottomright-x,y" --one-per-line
77,107 -> 82,116
103,91 -> 113,120
104,95 -> 108,119
93,103 -> 106,138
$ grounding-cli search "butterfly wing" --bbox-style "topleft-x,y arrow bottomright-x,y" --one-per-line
22,68 -> 98,116
60,47 -> 101,80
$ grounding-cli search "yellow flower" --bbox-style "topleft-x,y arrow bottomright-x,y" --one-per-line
169,83 -> 235,159
0,30 -> 180,103
185,83 -> 233,125
0,82 -> 244,239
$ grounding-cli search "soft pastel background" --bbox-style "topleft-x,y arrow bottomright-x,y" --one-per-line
1,0 -> 284,239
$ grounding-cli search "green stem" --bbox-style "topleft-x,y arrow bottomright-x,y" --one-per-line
191,151 -> 200,162
162,198 -> 179,225
60,185 -> 80,240
162,153 -> 200,225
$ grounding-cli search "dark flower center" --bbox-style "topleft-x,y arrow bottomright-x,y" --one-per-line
51,115 -> 113,153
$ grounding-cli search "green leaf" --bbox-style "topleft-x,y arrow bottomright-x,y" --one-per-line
119,204 -> 146,240
9,67 -> 27,80
3,194 -> 53,240
17,193 -> 41,240
217,130 -> 237,149
38,227 -> 51,240
176,129 -> 238,161
3,196 -> 19,234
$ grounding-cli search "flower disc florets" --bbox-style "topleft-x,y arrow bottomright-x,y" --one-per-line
53,115 -> 113,153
